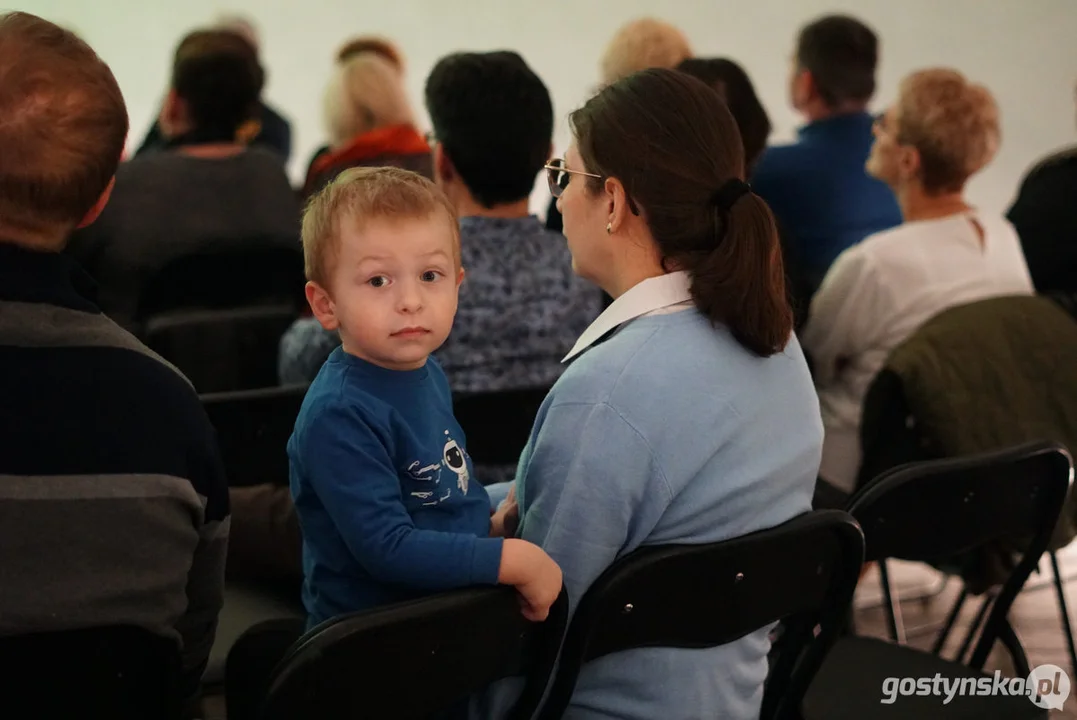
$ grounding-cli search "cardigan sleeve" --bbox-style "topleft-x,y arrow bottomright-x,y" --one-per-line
515,400 -> 672,609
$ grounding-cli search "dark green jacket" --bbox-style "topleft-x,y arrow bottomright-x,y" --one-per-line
858,294 -> 1077,591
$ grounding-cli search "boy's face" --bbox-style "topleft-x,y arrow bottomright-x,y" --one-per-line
308,212 -> 464,371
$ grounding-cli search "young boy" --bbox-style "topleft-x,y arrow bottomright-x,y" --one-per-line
288,166 -> 561,628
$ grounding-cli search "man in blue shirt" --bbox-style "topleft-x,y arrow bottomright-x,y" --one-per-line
752,14 -> 902,318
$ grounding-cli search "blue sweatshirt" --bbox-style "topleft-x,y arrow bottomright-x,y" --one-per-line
288,348 -> 503,626
752,112 -> 902,291
475,310 -> 822,720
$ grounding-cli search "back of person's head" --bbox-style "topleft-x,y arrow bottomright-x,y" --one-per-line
894,69 -> 1000,193
323,52 -> 414,147
677,57 -> 772,171
795,14 -> 878,108
0,12 -> 128,246
600,17 -> 692,85
336,35 -> 404,70
302,166 -> 459,289
214,13 -> 260,55
425,51 -> 554,208
570,68 -> 791,356
171,29 -> 263,137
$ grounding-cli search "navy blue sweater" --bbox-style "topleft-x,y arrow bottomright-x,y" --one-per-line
0,242 -> 229,701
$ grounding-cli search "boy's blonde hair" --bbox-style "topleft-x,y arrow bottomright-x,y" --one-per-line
302,166 -> 460,287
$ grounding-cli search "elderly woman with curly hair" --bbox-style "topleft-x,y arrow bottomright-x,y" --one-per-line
803,68 -> 1034,508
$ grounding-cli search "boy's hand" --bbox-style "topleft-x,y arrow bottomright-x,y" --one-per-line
498,539 -> 563,622
490,486 -> 519,538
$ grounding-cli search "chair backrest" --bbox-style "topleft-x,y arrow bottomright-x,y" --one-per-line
535,510 -> 866,720
145,305 -> 298,393
453,388 -> 549,468
262,586 -> 570,720
136,245 -> 305,321
0,625 -> 182,720
848,440 -> 1072,667
201,384 -> 308,487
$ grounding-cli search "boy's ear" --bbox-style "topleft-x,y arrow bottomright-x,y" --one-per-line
305,281 -> 339,331
456,266 -> 465,287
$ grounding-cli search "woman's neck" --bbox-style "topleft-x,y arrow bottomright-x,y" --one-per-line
898,183 -> 972,223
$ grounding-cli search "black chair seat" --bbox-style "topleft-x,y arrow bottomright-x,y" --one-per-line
803,636 -> 1047,719
261,586 -> 569,720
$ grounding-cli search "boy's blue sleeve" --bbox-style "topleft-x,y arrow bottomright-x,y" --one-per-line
302,402 -> 503,589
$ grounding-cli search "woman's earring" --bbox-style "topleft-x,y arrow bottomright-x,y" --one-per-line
606,222 -> 612,235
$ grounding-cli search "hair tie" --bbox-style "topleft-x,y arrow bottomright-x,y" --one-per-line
711,179 -> 752,212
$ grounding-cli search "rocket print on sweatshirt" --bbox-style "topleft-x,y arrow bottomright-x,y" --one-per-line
442,430 -> 470,494
406,429 -> 471,505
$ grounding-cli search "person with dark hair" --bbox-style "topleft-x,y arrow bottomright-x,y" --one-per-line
67,28 -> 300,329
751,14 -> 901,318
1007,79 -> 1077,296
677,57 -> 771,171
136,16 -> 292,162
280,52 -> 602,426
0,12 -> 228,715
478,68 -> 822,720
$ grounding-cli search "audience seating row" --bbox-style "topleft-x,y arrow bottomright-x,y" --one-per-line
213,440 -> 1067,720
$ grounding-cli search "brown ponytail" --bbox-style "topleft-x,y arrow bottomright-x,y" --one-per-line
570,68 -> 793,356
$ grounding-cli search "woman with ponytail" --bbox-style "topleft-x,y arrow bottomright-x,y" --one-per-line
480,68 -> 823,720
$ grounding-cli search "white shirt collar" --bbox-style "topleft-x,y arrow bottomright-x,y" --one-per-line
563,271 -> 693,363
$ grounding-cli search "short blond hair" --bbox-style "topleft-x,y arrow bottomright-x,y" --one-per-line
895,68 -> 1000,194
599,18 -> 692,85
302,166 -> 460,287
323,52 -> 414,147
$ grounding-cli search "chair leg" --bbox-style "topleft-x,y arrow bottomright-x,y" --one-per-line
1049,551 -> 1077,680
931,586 -> 968,656
956,593 -> 994,665
996,616 -> 1032,678
878,559 -> 906,644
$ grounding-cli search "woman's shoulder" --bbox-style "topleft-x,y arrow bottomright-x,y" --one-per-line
553,311 -> 809,411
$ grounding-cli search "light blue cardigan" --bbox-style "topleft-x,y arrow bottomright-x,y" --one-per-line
477,309 -> 822,720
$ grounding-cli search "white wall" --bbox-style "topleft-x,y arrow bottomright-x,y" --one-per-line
19,0 -> 1077,215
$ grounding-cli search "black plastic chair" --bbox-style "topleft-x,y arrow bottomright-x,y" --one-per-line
259,585 -> 570,720
202,384 -> 308,487
534,510 -> 866,720
135,244 -> 305,322
145,305 -> 298,393
802,441 -> 1072,720
453,387 -> 549,472
0,625 -> 183,720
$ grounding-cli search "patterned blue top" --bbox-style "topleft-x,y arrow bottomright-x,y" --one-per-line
278,215 -> 603,393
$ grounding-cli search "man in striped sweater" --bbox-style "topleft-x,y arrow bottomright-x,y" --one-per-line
0,12 -> 229,710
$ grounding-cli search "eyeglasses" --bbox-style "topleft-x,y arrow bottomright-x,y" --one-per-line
544,158 -> 641,215
544,158 -> 600,198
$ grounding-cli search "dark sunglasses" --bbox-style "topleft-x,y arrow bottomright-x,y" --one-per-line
543,158 -> 640,215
